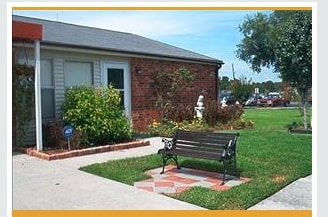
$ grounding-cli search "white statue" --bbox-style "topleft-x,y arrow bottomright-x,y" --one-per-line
197,95 -> 204,107
221,97 -> 228,108
195,95 -> 205,119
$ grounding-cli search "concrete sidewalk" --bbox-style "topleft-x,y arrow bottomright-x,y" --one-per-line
247,175 -> 312,210
13,137 -> 312,210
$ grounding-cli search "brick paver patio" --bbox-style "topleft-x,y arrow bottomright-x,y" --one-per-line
134,165 -> 251,194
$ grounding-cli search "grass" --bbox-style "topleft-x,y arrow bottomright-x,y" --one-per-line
80,108 -> 312,210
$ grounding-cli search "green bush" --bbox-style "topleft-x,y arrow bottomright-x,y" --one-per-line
61,85 -> 132,146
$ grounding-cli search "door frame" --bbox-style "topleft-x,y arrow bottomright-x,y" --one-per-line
101,60 -> 131,118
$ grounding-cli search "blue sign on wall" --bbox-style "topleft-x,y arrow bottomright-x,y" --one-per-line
63,125 -> 75,139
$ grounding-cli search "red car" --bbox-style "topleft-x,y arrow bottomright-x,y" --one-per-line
257,92 -> 290,107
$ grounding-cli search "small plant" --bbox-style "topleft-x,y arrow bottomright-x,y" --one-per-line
286,121 -> 312,132
148,119 -> 179,137
225,118 -> 254,130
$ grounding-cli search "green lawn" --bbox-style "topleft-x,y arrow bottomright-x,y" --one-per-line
80,108 -> 312,210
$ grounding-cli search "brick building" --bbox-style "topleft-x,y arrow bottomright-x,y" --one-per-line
12,15 -> 224,145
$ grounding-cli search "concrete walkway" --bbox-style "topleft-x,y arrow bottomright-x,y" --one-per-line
13,137 -> 312,210
247,175 -> 312,210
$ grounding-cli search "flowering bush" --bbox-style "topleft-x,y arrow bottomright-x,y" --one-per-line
148,118 -> 208,137
225,118 -> 254,130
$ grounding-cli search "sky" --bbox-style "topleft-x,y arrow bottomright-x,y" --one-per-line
12,9 -> 282,83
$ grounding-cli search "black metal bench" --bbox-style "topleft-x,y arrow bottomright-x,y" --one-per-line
157,130 -> 240,185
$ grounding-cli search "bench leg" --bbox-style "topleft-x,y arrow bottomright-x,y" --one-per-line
160,154 -> 168,174
160,154 -> 180,174
173,155 -> 181,170
220,160 -> 227,185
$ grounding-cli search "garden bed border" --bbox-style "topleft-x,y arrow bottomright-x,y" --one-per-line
14,139 -> 150,161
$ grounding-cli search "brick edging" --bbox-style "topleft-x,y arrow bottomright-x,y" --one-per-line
14,139 -> 150,161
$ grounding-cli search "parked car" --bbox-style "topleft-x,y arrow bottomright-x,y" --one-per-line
244,96 -> 258,106
257,92 -> 290,107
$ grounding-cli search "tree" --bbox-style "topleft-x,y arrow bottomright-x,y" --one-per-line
219,76 -> 231,91
236,12 -> 275,73
236,10 -> 312,129
231,75 -> 254,103
275,11 -> 312,129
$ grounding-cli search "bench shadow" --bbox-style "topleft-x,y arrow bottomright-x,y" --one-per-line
180,158 -> 243,178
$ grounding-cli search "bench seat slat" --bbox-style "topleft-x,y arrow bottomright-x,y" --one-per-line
176,131 -> 238,139
175,140 -> 231,149
176,134 -> 236,141
159,148 -> 223,161
174,144 -> 226,154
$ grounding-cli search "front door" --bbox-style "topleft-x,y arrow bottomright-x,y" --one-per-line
102,61 -> 131,118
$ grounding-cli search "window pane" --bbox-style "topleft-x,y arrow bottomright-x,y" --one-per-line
119,91 -> 124,107
65,61 -> 93,87
41,89 -> 55,119
107,68 -> 124,89
41,59 -> 53,87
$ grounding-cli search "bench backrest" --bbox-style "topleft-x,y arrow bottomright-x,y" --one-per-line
171,130 -> 239,160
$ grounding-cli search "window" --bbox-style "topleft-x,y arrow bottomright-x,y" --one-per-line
107,68 -> 124,106
17,56 -> 55,119
40,59 -> 55,119
102,62 -> 130,117
64,61 -> 93,88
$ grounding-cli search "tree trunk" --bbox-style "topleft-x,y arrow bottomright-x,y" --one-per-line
301,90 -> 309,129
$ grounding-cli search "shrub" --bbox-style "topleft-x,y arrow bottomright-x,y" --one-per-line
43,121 -> 85,150
148,119 -> 179,137
204,100 -> 245,126
218,104 -> 245,124
204,100 -> 221,127
225,118 -> 254,130
148,118 -> 208,137
61,85 -> 132,146
167,103 -> 195,123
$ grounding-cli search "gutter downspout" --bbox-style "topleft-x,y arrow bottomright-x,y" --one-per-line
216,63 -> 223,103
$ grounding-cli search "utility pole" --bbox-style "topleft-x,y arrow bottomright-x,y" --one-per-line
232,63 -> 236,80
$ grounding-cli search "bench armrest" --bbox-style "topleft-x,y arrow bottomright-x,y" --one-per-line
222,140 -> 235,160
162,138 -> 175,150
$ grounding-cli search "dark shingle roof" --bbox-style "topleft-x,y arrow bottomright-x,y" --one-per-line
13,15 -> 223,65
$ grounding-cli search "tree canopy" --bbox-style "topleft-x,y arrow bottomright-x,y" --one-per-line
236,10 -> 312,128
236,11 -> 312,81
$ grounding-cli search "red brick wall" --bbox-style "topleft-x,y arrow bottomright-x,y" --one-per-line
130,57 -> 218,132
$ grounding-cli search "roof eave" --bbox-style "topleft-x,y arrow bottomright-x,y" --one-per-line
41,41 -> 224,65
